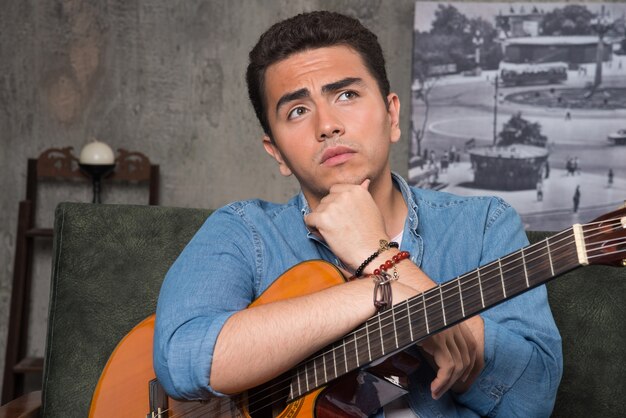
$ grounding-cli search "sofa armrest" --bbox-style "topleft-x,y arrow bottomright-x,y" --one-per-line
0,391 -> 41,418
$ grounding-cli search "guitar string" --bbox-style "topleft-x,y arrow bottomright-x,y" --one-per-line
162,224 -> 623,412
238,220 -> 625,414
164,234 -> 626,418
233,222 -> 626,416
216,220 -> 624,415
158,219 -> 625,417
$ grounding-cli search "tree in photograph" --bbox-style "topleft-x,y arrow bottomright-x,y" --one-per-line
540,5 -> 594,35
409,72 -> 438,160
497,112 -> 547,148
423,4 -> 501,72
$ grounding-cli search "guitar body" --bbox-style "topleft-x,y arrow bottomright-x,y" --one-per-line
89,260 -> 417,418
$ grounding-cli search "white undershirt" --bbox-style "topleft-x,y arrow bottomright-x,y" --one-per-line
390,230 -> 403,246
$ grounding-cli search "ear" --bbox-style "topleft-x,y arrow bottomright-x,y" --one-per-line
262,135 -> 293,177
386,93 -> 401,143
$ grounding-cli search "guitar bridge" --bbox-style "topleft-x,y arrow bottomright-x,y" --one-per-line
148,379 -> 169,418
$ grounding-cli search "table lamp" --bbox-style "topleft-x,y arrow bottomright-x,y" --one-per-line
79,139 -> 116,203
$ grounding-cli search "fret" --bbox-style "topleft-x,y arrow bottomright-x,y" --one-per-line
313,358 -> 319,387
441,280 -> 464,326
392,307 -> 399,349
354,326 -> 369,369
547,232 -> 580,277
322,353 -> 327,383
438,286 -> 446,326
332,343 -> 338,379
365,322 -> 372,362
498,259 -> 507,298
344,337 -> 349,373
422,293 -> 430,334
457,278 -> 465,318
378,314 -> 386,355
477,269 -> 485,308
351,331 -> 358,370
459,272 -> 482,318
296,368 -> 302,397
304,363 -> 310,392
525,239 -> 555,287
424,288 -> 445,331
546,238 -> 555,277
407,299 -> 414,341
406,296 -> 427,343
521,247 -> 529,288
481,261 -> 505,307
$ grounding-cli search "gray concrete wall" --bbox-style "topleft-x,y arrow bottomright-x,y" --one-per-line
0,0 -> 414,396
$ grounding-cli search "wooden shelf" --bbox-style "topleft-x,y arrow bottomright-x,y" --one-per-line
25,229 -> 53,238
13,357 -> 43,374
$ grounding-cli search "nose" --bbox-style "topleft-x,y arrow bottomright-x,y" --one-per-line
316,103 -> 345,141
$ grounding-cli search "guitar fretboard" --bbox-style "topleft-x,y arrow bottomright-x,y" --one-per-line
288,229 -> 581,400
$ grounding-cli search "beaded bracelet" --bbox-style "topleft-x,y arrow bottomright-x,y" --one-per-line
371,250 -> 411,312
373,251 -> 410,276
353,240 -> 399,278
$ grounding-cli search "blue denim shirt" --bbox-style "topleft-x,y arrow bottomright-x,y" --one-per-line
154,173 -> 562,417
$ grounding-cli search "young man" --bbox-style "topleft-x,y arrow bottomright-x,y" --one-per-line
154,11 -> 562,417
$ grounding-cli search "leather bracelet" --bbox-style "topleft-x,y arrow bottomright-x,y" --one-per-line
372,271 -> 396,312
353,240 -> 399,278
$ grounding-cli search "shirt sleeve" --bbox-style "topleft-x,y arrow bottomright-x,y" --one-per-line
453,199 -> 563,417
153,205 -> 259,400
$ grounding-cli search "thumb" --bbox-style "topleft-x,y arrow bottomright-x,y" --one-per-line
360,178 -> 371,190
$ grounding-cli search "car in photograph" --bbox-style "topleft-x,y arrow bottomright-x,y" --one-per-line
608,129 -> 626,145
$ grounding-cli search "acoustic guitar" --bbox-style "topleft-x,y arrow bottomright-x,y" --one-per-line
89,208 -> 626,417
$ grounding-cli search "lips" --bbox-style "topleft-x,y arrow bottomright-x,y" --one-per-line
320,146 -> 356,166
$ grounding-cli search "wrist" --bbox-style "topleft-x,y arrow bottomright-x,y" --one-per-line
352,239 -> 399,278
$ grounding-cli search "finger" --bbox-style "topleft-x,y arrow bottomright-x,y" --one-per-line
430,338 -> 454,399
452,327 -> 471,382
458,325 -> 477,382
444,332 -> 464,386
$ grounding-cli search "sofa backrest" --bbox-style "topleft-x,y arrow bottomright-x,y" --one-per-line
41,203 -> 625,417
43,202 -> 211,416
528,231 -> 626,418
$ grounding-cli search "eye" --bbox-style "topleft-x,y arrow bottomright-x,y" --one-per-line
287,106 -> 308,120
338,90 -> 358,101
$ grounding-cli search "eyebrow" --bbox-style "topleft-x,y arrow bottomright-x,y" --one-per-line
274,77 -> 364,115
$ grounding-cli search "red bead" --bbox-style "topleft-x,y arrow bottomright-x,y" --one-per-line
385,260 -> 393,269
379,264 -> 387,271
401,251 -> 410,259
392,255 -> 399,263
373,269 -> 380,275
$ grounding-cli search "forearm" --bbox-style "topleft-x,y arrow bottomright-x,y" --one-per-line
211,278 -> 417,394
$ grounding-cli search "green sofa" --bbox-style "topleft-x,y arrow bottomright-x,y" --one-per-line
2,202 -> 625,417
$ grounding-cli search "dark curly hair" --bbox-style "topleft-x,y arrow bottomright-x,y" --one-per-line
246,11 -> 390,137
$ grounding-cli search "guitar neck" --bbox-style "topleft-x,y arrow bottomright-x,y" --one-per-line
288,227 -> 583,400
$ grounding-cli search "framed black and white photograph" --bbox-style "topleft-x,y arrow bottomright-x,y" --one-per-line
410,1 -> 626,230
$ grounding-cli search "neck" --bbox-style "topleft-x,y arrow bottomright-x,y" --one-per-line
369,172 -> 407,239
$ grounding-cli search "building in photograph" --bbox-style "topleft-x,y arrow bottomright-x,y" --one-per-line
499,36 -> 612,85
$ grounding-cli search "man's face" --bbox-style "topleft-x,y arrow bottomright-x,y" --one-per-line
262,45 -> 401,205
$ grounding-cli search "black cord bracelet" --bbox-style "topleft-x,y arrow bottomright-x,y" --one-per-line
353,240 -> 399,278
